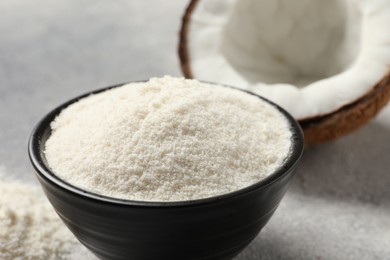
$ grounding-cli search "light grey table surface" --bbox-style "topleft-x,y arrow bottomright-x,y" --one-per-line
1,1 -> 389,259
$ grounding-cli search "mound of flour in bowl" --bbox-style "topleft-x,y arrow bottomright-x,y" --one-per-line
45,76 -> 292,201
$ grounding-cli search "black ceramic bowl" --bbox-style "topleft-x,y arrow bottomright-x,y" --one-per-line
28,82 -> 304,260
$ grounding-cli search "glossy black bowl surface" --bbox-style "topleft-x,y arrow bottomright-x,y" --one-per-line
28,83 -> 304,260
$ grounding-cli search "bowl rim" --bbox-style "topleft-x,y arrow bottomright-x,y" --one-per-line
28,81 -> 304,209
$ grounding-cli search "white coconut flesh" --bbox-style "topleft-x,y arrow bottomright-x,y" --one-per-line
186,0 -> 390,120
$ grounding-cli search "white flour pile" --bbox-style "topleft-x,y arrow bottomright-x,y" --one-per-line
0,181 -> 86,259
45,76 -> 292,201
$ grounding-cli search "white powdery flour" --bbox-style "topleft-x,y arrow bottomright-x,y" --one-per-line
45,76 -> 292,201
0,181 -> 80,259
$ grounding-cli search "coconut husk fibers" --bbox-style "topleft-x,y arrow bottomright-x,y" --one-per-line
178,0 -> 390,146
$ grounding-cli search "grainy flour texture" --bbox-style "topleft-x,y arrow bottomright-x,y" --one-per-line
45,76 -> 292,201
0,181 -> 80,259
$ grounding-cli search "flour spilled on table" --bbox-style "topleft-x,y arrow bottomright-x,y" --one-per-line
0,166 -> 95,260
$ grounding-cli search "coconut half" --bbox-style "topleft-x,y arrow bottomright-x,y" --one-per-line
179,0 -> 390,145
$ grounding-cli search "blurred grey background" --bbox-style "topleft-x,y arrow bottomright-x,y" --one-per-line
0,1 -> 389,259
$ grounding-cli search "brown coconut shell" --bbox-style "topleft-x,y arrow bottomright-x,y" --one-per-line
178,0 -> 390,146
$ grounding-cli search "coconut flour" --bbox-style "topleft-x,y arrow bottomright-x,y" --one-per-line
0,181 -> 81,259
45,76 -> 292,202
